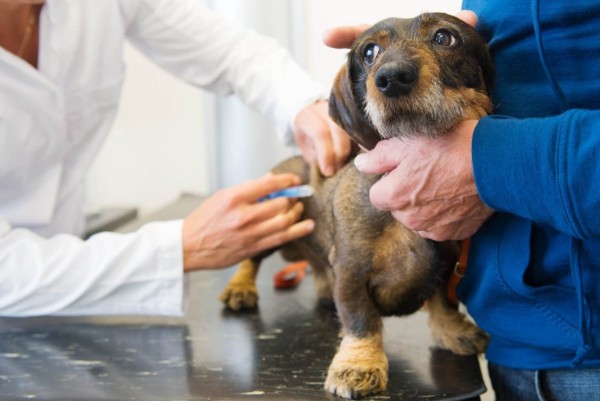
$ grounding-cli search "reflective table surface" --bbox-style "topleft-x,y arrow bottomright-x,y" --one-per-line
0,257 -> 485,401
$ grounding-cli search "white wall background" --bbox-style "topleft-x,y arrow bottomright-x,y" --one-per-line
86,0 -> 462,215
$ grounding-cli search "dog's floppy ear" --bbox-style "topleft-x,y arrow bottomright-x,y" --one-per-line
329,66 -> 380,150
479,44 -> 495,96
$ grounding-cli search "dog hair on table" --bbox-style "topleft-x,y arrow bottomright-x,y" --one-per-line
220,12 -> 493,400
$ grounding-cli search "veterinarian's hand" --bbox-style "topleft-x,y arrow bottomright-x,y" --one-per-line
293,100 -> 352,177
353,120 -> 493,241
322,10 -> 478,49
182,173 -> 315,271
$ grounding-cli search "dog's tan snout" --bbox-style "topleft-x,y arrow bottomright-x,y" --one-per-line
374,59 -> 419,97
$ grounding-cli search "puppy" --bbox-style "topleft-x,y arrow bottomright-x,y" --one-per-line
220,13 -> 493,399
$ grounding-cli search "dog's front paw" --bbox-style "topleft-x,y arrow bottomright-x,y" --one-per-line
324,335 -> 388,399
219,282 -> 258,311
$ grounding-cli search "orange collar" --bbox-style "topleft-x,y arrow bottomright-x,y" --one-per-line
447,238 -> 471,306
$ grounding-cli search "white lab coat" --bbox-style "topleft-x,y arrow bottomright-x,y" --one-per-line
0,0 -> 327,316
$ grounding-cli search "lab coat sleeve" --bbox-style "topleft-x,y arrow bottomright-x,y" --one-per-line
472,109 -> 600,239
119,0 -> 328,144
0,219 -> 184,317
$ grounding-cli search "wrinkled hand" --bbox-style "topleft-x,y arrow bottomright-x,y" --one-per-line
182,173 -> 315,271
354,120 -> 493,241
293,100 -> 352,177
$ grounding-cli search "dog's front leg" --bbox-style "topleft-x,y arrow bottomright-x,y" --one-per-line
219,258 -> 260,310
325,262 -> 388,399
325,331 -> 388,399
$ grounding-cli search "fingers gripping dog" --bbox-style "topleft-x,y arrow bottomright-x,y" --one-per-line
220,13 -> 493,399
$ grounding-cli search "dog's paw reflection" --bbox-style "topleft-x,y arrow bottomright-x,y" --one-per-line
219,283 -> 258,311
324,335 -> 388,399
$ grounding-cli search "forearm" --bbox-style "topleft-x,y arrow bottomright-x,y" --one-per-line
473,109 -> 600,239
124,0 -> 326,143
0,220 -> 184,317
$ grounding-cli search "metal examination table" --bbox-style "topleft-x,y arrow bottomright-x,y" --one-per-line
0,194 -> 486,400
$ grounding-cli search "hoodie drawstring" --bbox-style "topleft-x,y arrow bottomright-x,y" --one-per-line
531,0 -> 568,110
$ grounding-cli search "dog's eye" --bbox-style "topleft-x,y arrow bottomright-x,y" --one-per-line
433,29 -> 457,47
363,44 -> 381,65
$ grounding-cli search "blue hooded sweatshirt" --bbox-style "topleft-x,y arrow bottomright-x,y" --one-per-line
458,0 -> 600,369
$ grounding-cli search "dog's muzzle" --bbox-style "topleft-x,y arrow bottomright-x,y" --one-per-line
375,60 -> 419,97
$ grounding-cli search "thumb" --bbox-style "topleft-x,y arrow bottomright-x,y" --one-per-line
456,10 -> 478,27
322,24 -> 370,49
353,138 -> 406,174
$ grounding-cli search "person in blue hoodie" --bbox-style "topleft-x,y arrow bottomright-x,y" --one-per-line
324,2 -> 600,400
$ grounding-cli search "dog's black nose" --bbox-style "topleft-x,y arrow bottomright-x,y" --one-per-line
375,61 -> 418,97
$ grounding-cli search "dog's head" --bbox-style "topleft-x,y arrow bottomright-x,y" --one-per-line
329,13 -> 494,150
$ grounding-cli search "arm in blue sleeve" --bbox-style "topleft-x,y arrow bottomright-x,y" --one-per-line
472,109 -> 600,239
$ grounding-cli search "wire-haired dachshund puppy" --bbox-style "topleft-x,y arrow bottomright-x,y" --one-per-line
220,12 -> 493,399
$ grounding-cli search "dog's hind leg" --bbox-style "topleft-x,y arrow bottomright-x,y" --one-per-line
426,288 -> 489,355
312,259 -> 334,308
219,258 -> 261,311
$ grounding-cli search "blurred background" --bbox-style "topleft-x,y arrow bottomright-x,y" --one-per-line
85,0 -> 462,215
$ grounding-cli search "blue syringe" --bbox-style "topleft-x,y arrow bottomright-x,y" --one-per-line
260,184 -> 314,201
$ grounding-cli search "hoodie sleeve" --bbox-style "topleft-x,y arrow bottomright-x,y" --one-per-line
472,109 -> 600,239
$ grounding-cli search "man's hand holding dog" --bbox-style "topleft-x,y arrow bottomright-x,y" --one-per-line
323,10 -> 493,241
353,122 -> 493,241
182,173 -> 314,271
293,100 -> 352,177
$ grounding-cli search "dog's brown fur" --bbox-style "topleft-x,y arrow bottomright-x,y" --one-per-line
220,13 -> 493,399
